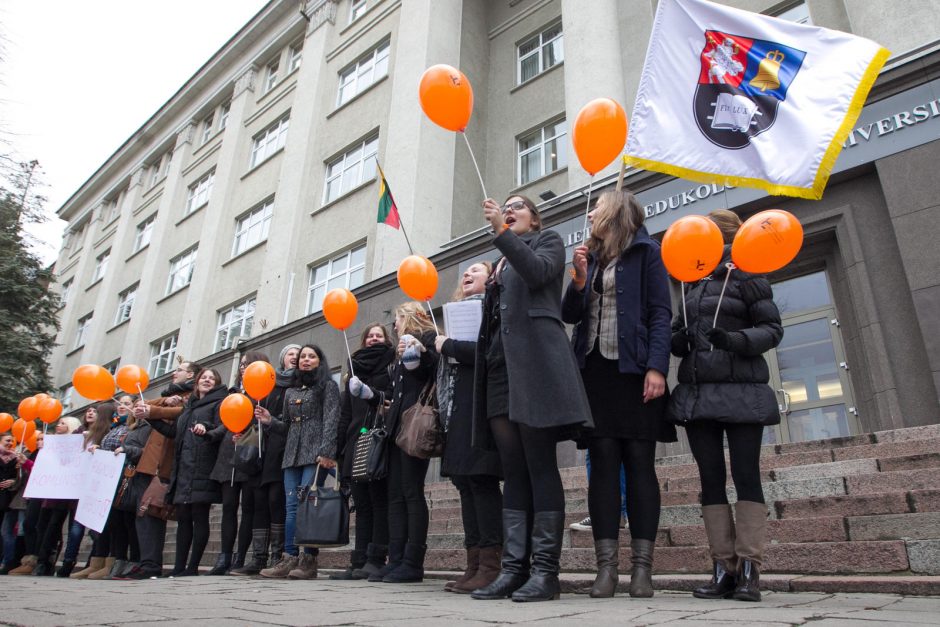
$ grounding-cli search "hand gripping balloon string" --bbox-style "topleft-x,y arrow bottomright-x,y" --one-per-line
462,133 -> 488,200
343,329 -> 356,380
710,263 -> 736,351
581,175 -> 595,240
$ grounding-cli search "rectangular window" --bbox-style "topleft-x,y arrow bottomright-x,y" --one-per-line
149,333 -> 178,378
74,313 -> 92,349
337,40 -> 390,106
104,359 -> 120,375
102,198 -> 120,224
218,102 -> 231,132
133,215 -> 155,252
307,244 -> 366,313
215,296 -> 257,351
59,278 -> 73,308
166,247 -> 198,295
264,58 -> 280,94
288,40 -> 303,73
200,113 -> 214,145
250,114 -> 290,168
185,170 -> 215,215
777,2 -> 811,24
517,118 -> 567,185
114,284 -> 137,325
162,151 -> 173,177
350,0 -> 367,22
518,21 -> 564,84
60,385 -> 74,412
232,198 -> 274,257
92,249 -> 110,283
149,162 -> 162,188
324,135 -> 378,204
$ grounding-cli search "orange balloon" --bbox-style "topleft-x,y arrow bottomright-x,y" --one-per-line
732,210 -> 804,274
116,365 -> 150,395
661,215 -> 725,283
37,398 -> 63,425
572,98 -> 628,176
243,361 -> 276,401
18,397 -> 39,421
220,393 -> 253,433
72,365 -> 116,401
419,64 -> 474,132
24,431 -> 38,453
397,256 -> 439,302
322,289 -> 359,332
12,418 -> 36,444
34,393 -> 50,403
0,413 -> 13,433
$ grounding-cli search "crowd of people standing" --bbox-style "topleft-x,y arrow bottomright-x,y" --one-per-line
0,191 -> 782,603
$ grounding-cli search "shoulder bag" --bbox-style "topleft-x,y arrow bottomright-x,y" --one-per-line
294,464 -> 349,548
351,394 -> 389,483
395,380 -> 445,459
137,462 -> 177,521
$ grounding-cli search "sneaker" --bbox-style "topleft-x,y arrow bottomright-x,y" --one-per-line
569,516 -> 592,531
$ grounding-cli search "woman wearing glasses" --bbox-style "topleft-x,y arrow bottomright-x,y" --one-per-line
470,195 -> 592,603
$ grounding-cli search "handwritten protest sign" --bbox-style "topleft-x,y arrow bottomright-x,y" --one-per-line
75,450 -> 126,532
23,434 -> 85,499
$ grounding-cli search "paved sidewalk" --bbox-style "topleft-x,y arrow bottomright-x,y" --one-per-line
0,577 -> 937,626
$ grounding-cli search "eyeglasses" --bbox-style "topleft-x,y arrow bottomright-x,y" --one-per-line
500,201 -> 527,214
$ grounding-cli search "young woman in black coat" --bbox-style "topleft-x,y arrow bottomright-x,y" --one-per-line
434,262 -> 503,594
331,323 -> 395,580
369,302 -> 439,584
471,195 -> 593,603
151,368 -> 228,577
668,209 -> 784,603
563,189 -> 676,598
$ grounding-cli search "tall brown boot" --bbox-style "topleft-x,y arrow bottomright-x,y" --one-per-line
732,501 -> 767,602
694,504 -> 737,599
590,539 -> 620,598
446,546 -> 479,592
454,545 -> 501,594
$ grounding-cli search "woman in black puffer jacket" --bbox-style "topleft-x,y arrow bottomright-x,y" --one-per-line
667,209 -> 783,604
151,368 -> 227,577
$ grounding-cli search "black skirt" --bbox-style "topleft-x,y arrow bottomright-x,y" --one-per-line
581,349 -> 677,443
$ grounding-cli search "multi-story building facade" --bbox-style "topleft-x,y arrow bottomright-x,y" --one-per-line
50,0 -> 940,462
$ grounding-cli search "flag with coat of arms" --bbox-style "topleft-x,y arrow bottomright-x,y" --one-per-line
624,0 -> 890,200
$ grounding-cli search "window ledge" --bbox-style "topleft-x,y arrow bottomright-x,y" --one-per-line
106,318 -> 131,334
85,278 -> 103,292
241,147 -> 286,181
326,74 -> 389,119
510,166 -> 568,195
126,245 -> 149,263
176,203 -> 207,227
156,285 -> 189,305
222,240 -> 267,267
65,345 -> 85,358
256,69 -> 299,106
313,176 -> 376,215
510,61 -> 564,94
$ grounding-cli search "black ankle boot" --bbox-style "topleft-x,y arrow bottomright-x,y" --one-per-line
231,529 -> 269,576
207,552 -> 231,576
512,511 -> 564,602
32,561 -> 54,577
382,543 -> 425,583
369,540 -> 403,582
231,552 -> 245,571
331,549 -> 366,580
472,509 -> 531,600
694,560 -> 737,599
733,559 -> 761,602
56,560 -> 77,578
353,543 -> 387,580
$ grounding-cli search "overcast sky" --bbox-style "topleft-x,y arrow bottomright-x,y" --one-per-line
1,0 -> 268,265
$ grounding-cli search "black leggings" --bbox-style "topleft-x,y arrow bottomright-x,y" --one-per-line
490,417 -> 564,513
23,499 -> 42,556
251,481 -> 287,530
685,421 -> 765,506
351,477 -> 389,552
387,443 -> 430,546
588,438 -> 660,541
174,503 -> 211,570
451,475 -> 503,548
95,509 -> 140,561
36,508 -> 69,563
220,482 -> 254,556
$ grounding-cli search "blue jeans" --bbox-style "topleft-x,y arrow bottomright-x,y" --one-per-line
1,510 -> 21,566
586,451 -> 627,517
283,465 -> 328,556
64,519 -> 85,563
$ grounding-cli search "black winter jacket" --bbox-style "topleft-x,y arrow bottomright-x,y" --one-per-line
666,251 -> 784,426
336,345 -> 395,481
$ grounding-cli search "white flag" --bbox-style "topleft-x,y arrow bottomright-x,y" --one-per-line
624,0 -> 889,199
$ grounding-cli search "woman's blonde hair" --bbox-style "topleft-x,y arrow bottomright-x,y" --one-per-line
708,209 -> 742,245
394,301 -> 438,336
450,261 -> 493,301
587,189 -> 645,265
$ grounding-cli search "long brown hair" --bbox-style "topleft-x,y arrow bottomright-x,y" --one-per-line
193,368 -> 223,399
586,189 -> 645,265
708,209 -> 742,245
358,322 -> 394,349
450,261 -> 493,301
503,194 -> 541,231
84,402 -> 114,448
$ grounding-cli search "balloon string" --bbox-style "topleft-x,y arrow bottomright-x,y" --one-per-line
681,282 -> 688,330
461,132 -> 488,200
425,301 -> 439,332
581,175 -> 595,239
343,329 -> 356,380
258,416 -> 263,458
136,383 -> 144,405
710,263 -> 735,351
231,442 -> 236,487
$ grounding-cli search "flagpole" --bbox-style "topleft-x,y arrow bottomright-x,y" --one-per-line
399,220 -> 416,256
377,160 -> 415,256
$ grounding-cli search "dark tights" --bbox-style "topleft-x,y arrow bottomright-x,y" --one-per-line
685,421 -> 765,505
490,416 -> 564,512
251,481 -> 287,530
174,503 -> 211,570
23,499 -> 41,556
588,438 -> 660,541
220,482 -> 254,556
451,475 -> 503,548
109,510 -> 140,561
387,443 -> 430,546
351,477 -> 388,553
36,508 -> 69,563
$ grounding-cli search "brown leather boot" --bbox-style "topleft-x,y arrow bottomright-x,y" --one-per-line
454,545 -> 501,594
260,553 -> 297,579
629,539 -> 654,598
694,504 -> 738,599
590,539 -> 620,598
445,546 -> 480,592
71,556 -> 106,580
287,553 -> 318,580
732,501 -> 767,602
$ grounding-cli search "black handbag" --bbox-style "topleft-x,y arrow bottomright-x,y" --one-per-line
351,397 -> 389,483
294,465 -> 349,548
114,465 -> 140,513
232,424 -> 262,476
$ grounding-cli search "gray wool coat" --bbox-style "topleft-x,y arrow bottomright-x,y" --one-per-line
472,228 -> 594,446
272,381 -> 341,469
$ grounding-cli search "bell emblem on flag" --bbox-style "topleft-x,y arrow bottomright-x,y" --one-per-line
750,50 -> 785,92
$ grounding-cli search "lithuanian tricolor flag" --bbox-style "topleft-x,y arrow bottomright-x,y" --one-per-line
377,165 -> 401,229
